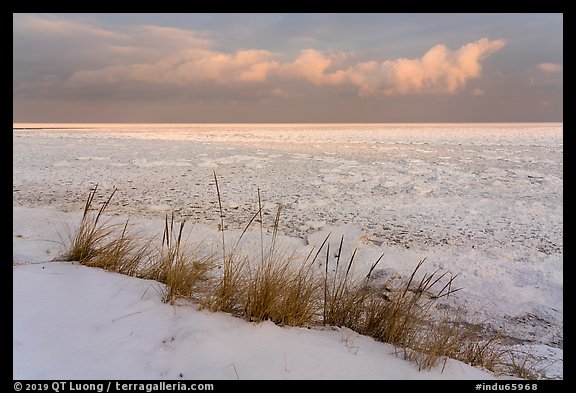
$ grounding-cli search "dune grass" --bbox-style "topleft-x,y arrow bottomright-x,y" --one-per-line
60,177 -> 541,379
84,218 -> 151,276
62,184 -> 117,263
151,214 -> 216,304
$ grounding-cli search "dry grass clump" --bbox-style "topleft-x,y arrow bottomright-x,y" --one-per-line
62,184 -> 151,274
61,186 -> 216,305
241,236 -> 322,326
146,214 -> 216,304
207,177 -> 322,325
273,254 -> 321,326
206,251 -> 247,314
501,348 -> 542,380
398,310 -> 506,372
322,235 -> 375,328
60,176 -> 541,379
318,245 -> 473,370
313,237 -> 521,375
85,218 -> 151,276
62,184 -> 117,263
241,198 -> 321,325
243,250 -> 293,323
360,258 -> 461,346
206,172 -> 248,314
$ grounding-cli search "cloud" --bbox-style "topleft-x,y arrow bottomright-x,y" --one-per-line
68,49 -> 280,87
338,38 -> 506,96
15,15 -> 211,49
278,49 -> 350,85
471,88 -> 485,96
14,15 -> 212,68
14,15 -> 124,41
67,38 -> 505,98
17,16 -> 506,98
537,63 -> 563,73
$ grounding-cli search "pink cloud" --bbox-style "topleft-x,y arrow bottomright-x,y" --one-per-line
68,49 -> 280,87
279,49 -> 334,85
66,33 -> 506,97
538,63 -> 563,73
339,38 -> 506,96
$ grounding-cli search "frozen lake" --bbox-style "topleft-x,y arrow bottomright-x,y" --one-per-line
12,123 -> 563,378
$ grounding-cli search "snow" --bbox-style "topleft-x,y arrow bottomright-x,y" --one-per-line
13,261 -> 497,380
13,123 -> 562,379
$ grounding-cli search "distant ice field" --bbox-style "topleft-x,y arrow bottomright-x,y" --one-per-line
13,123 -> 562,254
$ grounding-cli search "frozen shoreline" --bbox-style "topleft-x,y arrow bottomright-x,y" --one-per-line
13,124 -> 563,379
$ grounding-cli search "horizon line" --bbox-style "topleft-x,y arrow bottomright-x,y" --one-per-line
13,121 -> 564,129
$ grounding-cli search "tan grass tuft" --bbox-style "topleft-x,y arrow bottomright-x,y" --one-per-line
145,214 -> 216,304
62,184 -> 118,263
85,218 -> 151,276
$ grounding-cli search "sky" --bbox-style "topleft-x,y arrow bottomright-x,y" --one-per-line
13,13 -> 563,123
